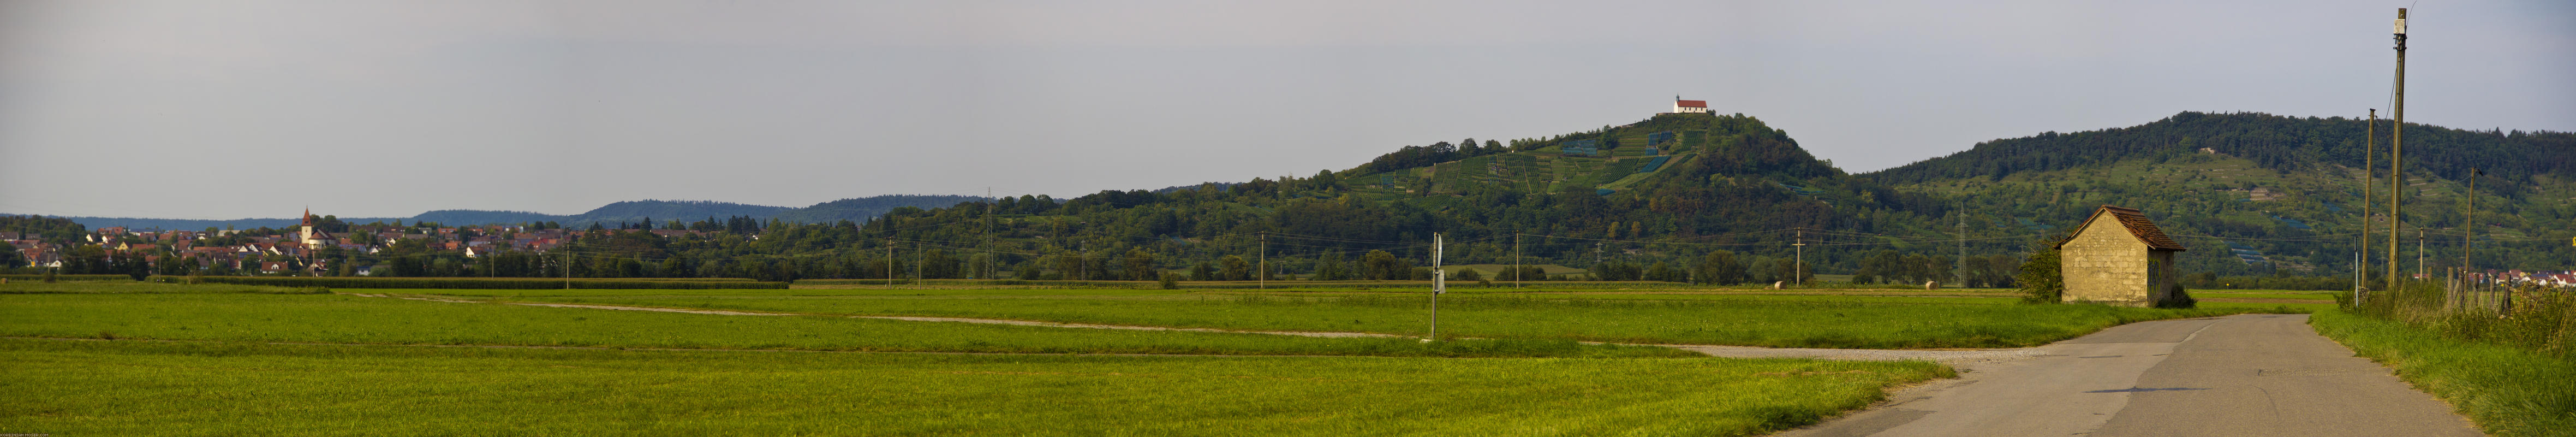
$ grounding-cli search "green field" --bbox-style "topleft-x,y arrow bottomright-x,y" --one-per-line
0,339 -> 1947,436
0,281 -> 2327,435
0,291 -> 1683,358
463,287 -> 2293,349
0,281 -> 2004,435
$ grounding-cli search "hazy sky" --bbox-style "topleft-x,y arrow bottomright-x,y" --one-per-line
4,1 -> 2571,219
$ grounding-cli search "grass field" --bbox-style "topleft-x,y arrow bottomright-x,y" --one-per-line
474,288 -> 2305,349
0,339 -> 1948,436
0,291 -> 1686,358
0,281 -> 2336,435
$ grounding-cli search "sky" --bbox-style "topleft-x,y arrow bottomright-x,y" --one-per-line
3,1 -> 2571,220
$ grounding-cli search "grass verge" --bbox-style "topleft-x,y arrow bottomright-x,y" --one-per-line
2309,309 -> 2576,436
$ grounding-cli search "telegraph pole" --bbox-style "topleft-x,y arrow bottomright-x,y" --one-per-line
2362,109 -> 2376,297
1793,230 -> 1806,288
1513,232 -> 1523,288
985,187 -> 995,280
1955,208 -> 1966,287
1257,232 -> 1267,290
885,237 -> 895,289
2465,168 -> 2477,278
1429,232 -> 1443,341
2387,8 -> 2408,288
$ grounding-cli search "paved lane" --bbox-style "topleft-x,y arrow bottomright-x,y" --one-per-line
1775,314 -> 2482,437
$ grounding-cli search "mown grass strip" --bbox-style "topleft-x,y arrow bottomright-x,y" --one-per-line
2309,309 -> 2576,437
0,339 -> 1947,436
0,292 -> 1689,358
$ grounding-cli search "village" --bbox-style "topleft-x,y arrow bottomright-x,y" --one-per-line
6,210 -> 718,276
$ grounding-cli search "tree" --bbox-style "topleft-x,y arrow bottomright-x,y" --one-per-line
1219,255 -> 1251,281
2017,243 -> 2065,304
1644,261 -> 1684,282
1190,261 -> 1217,281
1120,247 -> 1157,281
1695,250 -> 1748,285
1451,267 -> 1482,281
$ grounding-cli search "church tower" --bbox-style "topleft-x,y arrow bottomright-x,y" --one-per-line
300,208 -> 317,245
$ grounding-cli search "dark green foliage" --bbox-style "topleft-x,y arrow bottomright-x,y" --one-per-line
1868,111 -> 2576,191
2152,284 -> 2196,309
2017,244 -> 2064,304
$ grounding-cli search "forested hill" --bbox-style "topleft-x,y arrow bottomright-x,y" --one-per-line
1858,111 -> 2576,276
1864,111 -> 2576,196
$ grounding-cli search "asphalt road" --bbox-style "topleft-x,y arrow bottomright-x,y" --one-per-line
1775,314 -> 2485,437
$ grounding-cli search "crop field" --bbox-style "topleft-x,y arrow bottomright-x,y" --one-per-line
1,281 -> 2317,435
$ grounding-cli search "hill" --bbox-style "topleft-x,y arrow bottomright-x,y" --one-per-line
1863,111 -> 2576,275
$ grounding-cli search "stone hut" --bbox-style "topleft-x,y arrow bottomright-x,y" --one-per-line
2056,205 -> 2189,306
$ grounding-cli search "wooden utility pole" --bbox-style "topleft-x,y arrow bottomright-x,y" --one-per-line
1257,232 -> 1267,290
1513,233 -> 1522,288
2362,109 -> 2375,296
2387,8 -> 2408,289
1429,232 -> 1443,341
1793,230 -> 1806,288
886,237 -> 895,289
2465,168 -> 2477,277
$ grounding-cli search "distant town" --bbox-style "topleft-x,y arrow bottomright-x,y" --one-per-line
8,210 -> 742,277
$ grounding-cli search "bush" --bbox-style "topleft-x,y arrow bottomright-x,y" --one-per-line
2016,247 -> 2063,304
1158,273 -> 1180,290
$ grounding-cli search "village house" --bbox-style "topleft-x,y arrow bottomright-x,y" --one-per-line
2057,205 -> 2190,307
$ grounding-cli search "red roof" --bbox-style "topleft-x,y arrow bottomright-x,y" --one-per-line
1675,99 -> 1708,108
2058,205 -> 2187,251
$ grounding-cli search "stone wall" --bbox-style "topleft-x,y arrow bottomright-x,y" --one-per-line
2060,218 -> 2150,306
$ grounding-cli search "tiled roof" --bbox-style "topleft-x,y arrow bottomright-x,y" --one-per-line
1675,99 -> 1708,108
2068,205 -> 2186,251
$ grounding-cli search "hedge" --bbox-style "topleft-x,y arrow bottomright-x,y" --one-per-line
162,276 -> 788,290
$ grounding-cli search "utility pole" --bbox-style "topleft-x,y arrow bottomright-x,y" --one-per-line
2362,109 -> 2376,297
1429,232 -> 1443,341
915,241 -> 925,284
2465,168 -> 2476,273
2387,8 -> 2408,289
1257,232 -> 1267,290
985,187 -> 995,280
1793,230 -> 1806,288
885,237 -> 895,289
1513,232 -> 1522,288
1955,208 -> 1966,287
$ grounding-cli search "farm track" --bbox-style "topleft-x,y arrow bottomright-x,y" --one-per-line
344,292 -> 2054,362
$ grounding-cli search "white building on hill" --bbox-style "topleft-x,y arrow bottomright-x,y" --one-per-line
1672,98 -> 1708,114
